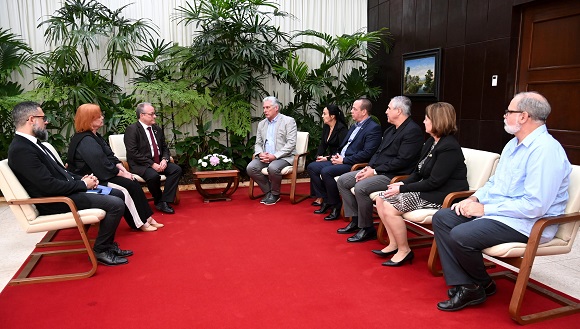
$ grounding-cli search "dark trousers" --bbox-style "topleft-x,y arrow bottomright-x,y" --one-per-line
141,162 -> 182,204
307,161 -> 351,206
68,189 -> 125,252
108,176 -> 154,229
432,208 -> 528,287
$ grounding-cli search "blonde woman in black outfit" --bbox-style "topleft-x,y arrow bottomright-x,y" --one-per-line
374,102 -> 468,266
309,105 -> 348,206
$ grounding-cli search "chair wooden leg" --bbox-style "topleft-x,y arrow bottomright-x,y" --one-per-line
489,257 -> 580,324
427,240 -> 443,276
247,177 -> 264,200
9,222 -> 98,286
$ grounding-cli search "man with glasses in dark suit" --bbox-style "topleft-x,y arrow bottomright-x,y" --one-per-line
8,101 -> 132,266
124,102 -> 182,214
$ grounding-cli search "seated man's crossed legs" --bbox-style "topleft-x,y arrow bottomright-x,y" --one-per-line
337,170 -> 390,242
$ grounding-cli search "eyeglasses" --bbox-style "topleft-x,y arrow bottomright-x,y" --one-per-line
142,112 -> 156,116
31,115 -> 47,121
504,109 -> 524,115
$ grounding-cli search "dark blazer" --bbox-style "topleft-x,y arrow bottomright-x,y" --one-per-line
316,121 -> 348,158
67,131 -> 122,182
339,118 -> 382,165
368,117 -> 423,178
124,122 -> 171,176
8,135 -> 89,214
399,135 -> 468,204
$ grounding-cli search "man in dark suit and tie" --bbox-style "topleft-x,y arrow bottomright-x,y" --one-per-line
336,96 -> 423,242
124,102 -> 182,214
308,98 -> 382,221
8,101 -> 132,266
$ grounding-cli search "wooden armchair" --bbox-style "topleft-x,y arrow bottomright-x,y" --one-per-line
108,134 -> 180,204
428,165 -> 580,324
0,151 -> 106,285
248,131 -> 309,204
373,147 -> 500,245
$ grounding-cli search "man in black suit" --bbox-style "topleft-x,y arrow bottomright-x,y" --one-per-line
336,96 -> 423,242
8,101 -> 132,266
308,98 -> 382,220
124,102 -> 182,214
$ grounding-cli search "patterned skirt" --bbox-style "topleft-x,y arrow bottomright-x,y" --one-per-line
378,191 -> 441,213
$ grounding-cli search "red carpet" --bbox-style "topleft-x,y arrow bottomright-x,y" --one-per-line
0,185 -> 578,328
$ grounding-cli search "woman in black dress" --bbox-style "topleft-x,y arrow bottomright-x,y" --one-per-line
374,102 -> 468,266
308,105 -> 348,206
67,104 -> 163,232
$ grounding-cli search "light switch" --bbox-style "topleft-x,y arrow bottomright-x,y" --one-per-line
491,75 -> 498,87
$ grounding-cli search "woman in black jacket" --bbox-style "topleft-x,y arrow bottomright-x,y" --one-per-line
308,105 -> 348,206
374,102 -> 468,266
67,104 -> 163,232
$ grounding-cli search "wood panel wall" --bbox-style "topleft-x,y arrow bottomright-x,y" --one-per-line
368,0 -> 550,155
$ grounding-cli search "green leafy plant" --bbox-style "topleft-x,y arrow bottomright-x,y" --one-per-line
173,121 -> 226,168
0,28 -> 41,159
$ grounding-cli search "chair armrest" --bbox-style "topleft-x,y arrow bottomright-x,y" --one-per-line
9,196 -> 79,213
350,163 -> 368,171
441,190 -> 476,208
291,151 -> 309,167
390,175 -> 410,183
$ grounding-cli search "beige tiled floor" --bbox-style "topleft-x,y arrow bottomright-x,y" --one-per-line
1,201 -> 579,299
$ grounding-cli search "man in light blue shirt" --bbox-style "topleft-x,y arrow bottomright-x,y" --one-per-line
432,92 -> 571,312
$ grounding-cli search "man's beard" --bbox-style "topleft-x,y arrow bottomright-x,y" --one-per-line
503,119 -> 521,135
32,125 -> 48,140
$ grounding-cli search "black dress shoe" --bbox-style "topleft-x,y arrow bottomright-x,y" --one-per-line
324,207 -> 341,220
448,280 -> 496,298
347,227 -> 376,242
155,201 -> 175,214
111,242 -> 133,257
371,248 -> 398,257
94,250 -> 128,266
437,285 -> 487,311
337,221 -> 359,234
382,250 -> 414,267
314,203 -> 331,214
311,201 -> 322,207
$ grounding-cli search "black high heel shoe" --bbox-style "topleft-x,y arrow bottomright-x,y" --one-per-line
371,248 -> 398,258
314,203 -> 331,214
382,250 -> 414,267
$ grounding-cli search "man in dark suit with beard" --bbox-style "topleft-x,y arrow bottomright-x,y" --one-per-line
124,102 -> 182,214
8,101 -> 132,266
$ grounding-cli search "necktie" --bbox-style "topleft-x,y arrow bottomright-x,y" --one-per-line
147,127 -> 160,163
37,141 -> 75,181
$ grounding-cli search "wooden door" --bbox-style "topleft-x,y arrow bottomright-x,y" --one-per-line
517,0 -> 580,164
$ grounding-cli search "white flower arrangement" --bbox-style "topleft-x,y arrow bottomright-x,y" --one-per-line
196,153 -> 233,171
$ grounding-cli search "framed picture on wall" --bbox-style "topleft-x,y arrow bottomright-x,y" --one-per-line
402,48 -> 441,100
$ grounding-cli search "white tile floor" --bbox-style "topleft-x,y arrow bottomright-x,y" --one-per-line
1,201 -> 579,299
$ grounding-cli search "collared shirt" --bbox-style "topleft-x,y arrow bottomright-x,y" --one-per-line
340,117 -> 370,157
473,125 -> 571,243
138,120 -> 159,158
265,114 -> 279,154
